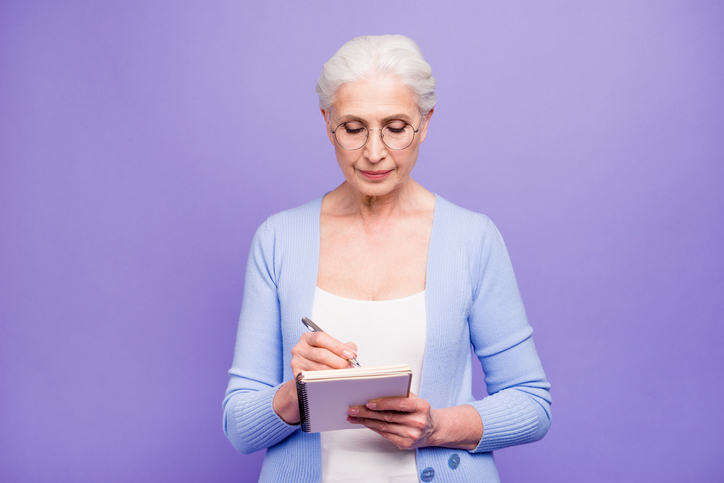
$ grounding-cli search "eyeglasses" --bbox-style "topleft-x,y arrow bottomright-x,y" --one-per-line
330,118 -> 422,151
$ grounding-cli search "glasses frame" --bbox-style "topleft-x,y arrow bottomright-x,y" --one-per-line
329,116 -> 424,151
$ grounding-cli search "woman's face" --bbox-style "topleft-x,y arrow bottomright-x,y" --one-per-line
324,76 -> 431,200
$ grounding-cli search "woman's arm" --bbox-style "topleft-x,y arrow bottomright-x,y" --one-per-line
223,220 -> 297,454
466,216 -> 551,452
224,216 -> 363,451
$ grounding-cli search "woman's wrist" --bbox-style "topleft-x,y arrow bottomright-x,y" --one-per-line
431,405 -> 483,450
273,380 -> 301,425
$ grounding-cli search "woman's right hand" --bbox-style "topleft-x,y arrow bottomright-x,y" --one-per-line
273,332 -> 358,425
291,332 -> 358,374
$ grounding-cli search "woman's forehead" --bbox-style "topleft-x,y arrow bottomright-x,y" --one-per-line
331,77 -> 418,121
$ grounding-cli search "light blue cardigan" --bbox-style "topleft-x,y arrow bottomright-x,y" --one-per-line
223,195 -> 551,482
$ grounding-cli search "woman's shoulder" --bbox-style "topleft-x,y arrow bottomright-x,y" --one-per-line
432,195 -> 512,275
250,196 -> 323,252
434,194 -> 495,235
259,196 -> 323,230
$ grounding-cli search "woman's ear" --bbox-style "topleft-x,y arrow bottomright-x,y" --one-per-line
322,109 -> 335,146
418,108 -> 434,144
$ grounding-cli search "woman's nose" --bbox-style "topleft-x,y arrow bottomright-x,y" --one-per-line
364,129 -> 387,162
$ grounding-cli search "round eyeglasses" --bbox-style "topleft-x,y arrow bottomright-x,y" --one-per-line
330,118 -> 422,151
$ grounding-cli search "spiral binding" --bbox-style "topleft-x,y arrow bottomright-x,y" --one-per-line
295,373 -> 312,433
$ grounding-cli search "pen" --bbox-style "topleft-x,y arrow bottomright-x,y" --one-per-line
301,317 -> 361,368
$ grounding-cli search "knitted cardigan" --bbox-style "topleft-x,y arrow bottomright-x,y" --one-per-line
223,195 -> 552,482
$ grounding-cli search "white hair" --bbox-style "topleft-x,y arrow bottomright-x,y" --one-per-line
316,35 -> 436,117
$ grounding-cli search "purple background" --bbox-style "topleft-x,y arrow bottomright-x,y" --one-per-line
1,1 -> 722,482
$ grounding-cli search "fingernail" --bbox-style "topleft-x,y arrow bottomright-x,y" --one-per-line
343,350 -> 354,359
347,416 -> 358,423
366,402 -> 376,409
347,407 -> 359,415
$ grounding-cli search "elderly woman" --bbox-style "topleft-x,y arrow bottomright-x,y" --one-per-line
223,35 -> 551,482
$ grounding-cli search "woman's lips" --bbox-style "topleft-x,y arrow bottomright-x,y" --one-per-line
359,169 -> 392,181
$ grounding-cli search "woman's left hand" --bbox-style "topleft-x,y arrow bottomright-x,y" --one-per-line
346,393 -> 440,450
347,394 -> 483,450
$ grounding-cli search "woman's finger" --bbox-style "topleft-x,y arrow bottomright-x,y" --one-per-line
364,396 -> 419,413
350,416 -> 424,450
346,394 -> 424,423
349,406 -> 425,428
302,332 -> 358,360
291,348 -> 345,371
291,332 -> 358,371
346,393 -> 437,450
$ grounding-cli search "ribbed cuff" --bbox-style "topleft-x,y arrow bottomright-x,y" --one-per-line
232,384 -> 299,452
473,390 -> 540,453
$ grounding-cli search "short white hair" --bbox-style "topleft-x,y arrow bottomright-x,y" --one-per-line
316,35 -> 436,117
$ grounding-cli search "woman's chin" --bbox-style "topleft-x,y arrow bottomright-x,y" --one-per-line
350,179 -> 402,199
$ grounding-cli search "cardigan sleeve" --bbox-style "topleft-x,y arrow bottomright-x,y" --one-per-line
222,220 -> 299,454
466,217 -> 552,453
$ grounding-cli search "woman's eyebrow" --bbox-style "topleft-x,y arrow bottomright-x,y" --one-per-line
335,114 -> 366,123
381,113 -> 412,123
336,113 -> 412,123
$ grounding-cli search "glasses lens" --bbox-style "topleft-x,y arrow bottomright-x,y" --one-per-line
381,121 -> 414,150
333,120 -> 416,150
335,121 -> 368,150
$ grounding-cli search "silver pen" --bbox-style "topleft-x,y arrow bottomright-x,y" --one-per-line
301,317 -> 361,368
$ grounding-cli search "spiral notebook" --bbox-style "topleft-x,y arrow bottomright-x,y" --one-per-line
295,364 -> 413,433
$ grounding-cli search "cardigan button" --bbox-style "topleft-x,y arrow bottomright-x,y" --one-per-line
448,453 -> 461,469
420,467 -> 435,481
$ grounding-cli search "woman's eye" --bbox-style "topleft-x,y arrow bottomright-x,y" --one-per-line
343,122 -> 365,135
385,122 -> 408,134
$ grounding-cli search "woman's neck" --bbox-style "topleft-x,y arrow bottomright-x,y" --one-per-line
325,180 -> 434,223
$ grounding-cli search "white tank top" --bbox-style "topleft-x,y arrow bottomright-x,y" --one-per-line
311,287 -> 427,483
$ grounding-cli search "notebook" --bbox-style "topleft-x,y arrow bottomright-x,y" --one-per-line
295,364 -> 413,433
